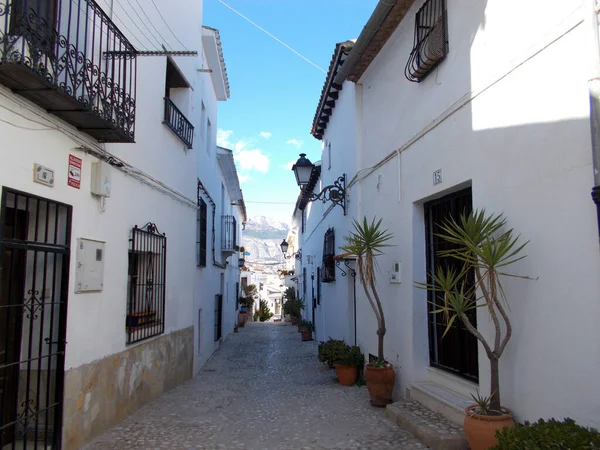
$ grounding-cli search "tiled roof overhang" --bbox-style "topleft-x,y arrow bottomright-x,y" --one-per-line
310,41 -> 354,140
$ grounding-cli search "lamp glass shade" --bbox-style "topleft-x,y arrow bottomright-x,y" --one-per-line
292,153 -> 314,187
238,258 -> 245,268
280,239 -> 289,254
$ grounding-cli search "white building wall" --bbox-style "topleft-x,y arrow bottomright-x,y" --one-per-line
344,0 -> 600,428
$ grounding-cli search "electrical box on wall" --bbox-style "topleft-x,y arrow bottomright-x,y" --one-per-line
75,238 -> 105,293
91,161 -> 111,197
390,261 -> 402,284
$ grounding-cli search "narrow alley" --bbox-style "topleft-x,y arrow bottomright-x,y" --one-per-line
83,323 -> 425,450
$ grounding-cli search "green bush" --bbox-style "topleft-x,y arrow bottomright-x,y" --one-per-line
318,338 -> 346,366
255,299 -> 274,322
492,418 -> 600,450
332,344 -> 364,366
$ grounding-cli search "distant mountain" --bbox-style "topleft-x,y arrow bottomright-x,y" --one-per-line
242,216 -> 289,269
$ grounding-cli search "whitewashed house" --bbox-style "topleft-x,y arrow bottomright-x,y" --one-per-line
0,0 -> 241,448
295,0 -> 600,430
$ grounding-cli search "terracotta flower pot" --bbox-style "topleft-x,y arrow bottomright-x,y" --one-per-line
290,316 -> 299,325
364,364 -> 395,407
333,364 -> 358,386
463,406 -> 514,450
300,330 -> 312,341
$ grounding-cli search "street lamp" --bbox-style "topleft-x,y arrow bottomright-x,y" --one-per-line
280,239 -> 302,260
291,153 -> 347,215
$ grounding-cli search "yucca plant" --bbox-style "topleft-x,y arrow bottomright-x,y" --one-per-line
416,209 -> 529,415
341,217 -> 394,362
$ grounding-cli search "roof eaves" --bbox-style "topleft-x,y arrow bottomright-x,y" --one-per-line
310,40 -> 354,140
202,26 -> 231,99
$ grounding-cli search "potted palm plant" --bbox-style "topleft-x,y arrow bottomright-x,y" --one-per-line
299,321 -> 314,341
417,210 -> 529,450
341,217 -> 395,407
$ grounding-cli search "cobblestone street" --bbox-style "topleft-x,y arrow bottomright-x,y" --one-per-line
84,323 -> 426,450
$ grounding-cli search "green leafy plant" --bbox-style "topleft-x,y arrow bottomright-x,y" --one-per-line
283,288 -> 305,318
240,284 -> 258,311
492,418 -> 600,449
416,209 -> 530,415
299,320 -> 314,332
341,217 -> 394,362
318,338 -> 347,366
332,344 -> 364,367
255,299 -> 274,322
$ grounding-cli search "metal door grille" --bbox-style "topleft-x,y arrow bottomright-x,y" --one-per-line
126,223 -> 166,344
0,187 -> 72,449
214,294 -> 222,341
425,187 -> 478,381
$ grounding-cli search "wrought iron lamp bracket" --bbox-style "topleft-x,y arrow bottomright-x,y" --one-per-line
283,249 -> 302,261
306,174 -> 347,215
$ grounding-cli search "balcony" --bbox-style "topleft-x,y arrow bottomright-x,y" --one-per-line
0,0 -> 137,142
221,215 -> 237,254
164,97 -> 194,148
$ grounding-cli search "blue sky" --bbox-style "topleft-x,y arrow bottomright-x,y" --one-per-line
204,0 -> 378,222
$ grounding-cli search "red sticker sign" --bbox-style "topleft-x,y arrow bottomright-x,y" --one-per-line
68,154 -> 82,189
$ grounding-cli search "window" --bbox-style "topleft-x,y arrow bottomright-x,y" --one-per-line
303,268 -> 307,300
405,0 -> 448,82
164,58 -> 194,147
316,267 -> 321,304
10,0 -> 58,45
126,223 -> 166,344
197,198 -> 207,267
328,142 -> 332,170
241,276 -> 248,288
321,228 -> 335,283
214,294 -> 223,341
301,209 -> 306,234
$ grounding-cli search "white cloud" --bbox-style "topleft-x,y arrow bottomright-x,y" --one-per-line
259,131 -> 272,139
216,129 -> 233,148
235,150 -> 270,173
286,138 -> 303,149
239,174 -> 252,183
281,160 -> 296,170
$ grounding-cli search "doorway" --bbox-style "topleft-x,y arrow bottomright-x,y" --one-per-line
0,188 -> 72,449
424,187 -> 478,382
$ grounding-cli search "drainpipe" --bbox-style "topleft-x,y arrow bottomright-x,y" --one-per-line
333,0 -> 400,85
586,0 -> 600,240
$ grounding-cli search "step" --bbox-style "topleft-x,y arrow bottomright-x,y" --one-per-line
386,400 -> 469,450
408,381 -> 473,426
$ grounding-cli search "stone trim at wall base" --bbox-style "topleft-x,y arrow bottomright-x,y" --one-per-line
62,326 -> 194,450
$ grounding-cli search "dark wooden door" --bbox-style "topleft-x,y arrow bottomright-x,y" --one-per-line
425,187 -> 479,381
0,207 -> 27,447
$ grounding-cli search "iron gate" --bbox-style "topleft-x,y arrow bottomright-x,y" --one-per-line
425,187 -> 478,381
0,187 -> 72,449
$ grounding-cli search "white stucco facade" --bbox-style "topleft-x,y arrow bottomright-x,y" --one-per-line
297,0 -> 600,429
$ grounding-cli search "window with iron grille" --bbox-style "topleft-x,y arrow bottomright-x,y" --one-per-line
321,228 -> 335,283
405,0 -> 448,82
197,198 -> 207,266
127,223 -> 166,344
214,294 -> 223,341
301,209 -> 306,234
316,267 -> 322,305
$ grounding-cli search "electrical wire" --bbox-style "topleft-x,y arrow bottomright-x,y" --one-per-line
217,0 -> 326,73
113,0 -> 158,49
0,117 -> 54,131
150,0 -> 189,50
244,200 -> 295,204
132,0 -> 173,50
119,0 -> 167,50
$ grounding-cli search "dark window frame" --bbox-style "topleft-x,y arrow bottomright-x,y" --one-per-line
405,0 -> 448,82
321,227 -> 335,283
197,198 -> 207,267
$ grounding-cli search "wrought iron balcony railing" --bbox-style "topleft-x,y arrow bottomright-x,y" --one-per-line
0,0 -> 137,142
164,97 -> 194,148
221,215 -> 237,253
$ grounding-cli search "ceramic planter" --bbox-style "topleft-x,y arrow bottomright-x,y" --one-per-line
300,329 -> 312,341
333,364 -> 358,386
464,406 -> 514,450
364,364 -> 395,407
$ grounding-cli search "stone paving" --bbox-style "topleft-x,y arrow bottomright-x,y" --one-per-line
84,322 -> 427,450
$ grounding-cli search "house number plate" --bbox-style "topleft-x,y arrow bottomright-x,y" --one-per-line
433,169 -> 443,185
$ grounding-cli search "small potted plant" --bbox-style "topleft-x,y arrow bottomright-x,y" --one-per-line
283,288 -> 304,325
341,217 -> 395,407
332,344 -> 364,386
297,319 -> 310,333
318,338 -> 346,368
417,210 -> 529,450
300,321 -> 314,341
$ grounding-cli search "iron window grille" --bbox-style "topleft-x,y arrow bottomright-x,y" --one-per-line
0,0 -> 137,142
405,0 -> 448,82
301,209 -> 306,234
126,223 -> 166,344
221,215 -> 237,251
321,227 -> 335,283
316,267 -> 321,304
197,198 -> 207,267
